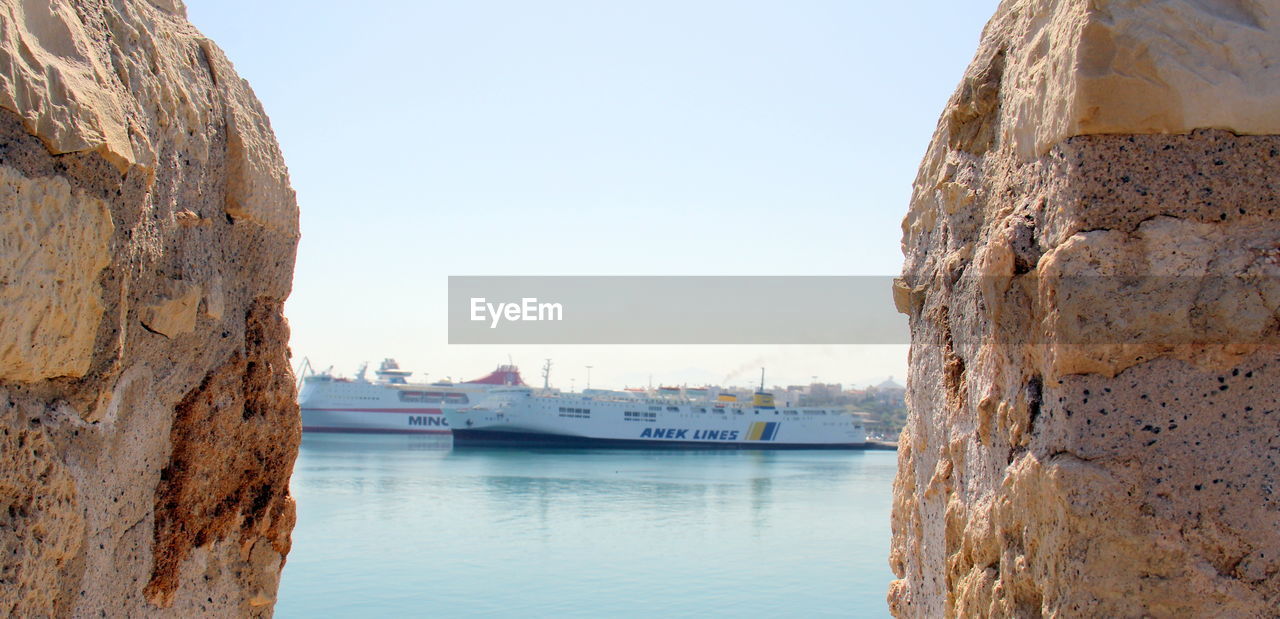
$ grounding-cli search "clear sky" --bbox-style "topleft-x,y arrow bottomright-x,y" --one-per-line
185,0 -> 999,390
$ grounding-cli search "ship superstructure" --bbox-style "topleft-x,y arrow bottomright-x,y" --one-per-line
298,359 -> 525,434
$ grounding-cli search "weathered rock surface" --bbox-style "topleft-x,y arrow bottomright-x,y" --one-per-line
892,0 -> 1280,615
0,0 -> 300,615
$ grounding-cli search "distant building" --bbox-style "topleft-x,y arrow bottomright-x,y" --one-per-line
862,377 -> 906,406
875,376 -> 905,391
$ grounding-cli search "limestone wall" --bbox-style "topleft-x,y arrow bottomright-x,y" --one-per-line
0,0 -> 300,615
891,0 -> 1280,615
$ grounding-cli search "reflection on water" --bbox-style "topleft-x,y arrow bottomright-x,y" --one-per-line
300,433 -> 454,454
277,433 -> 896,618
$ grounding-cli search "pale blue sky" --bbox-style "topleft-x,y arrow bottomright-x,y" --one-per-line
185,0 -> 999,389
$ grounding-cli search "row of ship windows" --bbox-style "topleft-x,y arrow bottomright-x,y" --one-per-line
558,406 -> 591,418
399,391 -> 469,404
636,406 -> 829,416
623,411 -> 658,422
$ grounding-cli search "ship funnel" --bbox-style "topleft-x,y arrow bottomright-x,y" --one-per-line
752,391 -> 776,409
753,367 -> 775,408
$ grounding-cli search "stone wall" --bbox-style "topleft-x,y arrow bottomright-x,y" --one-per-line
891,0 -> 1280,615
0,0 -> 300,615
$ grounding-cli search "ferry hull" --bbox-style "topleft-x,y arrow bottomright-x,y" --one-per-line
447,390 -> 869,449
451,429 -> 868,450
300,408 -> 450,435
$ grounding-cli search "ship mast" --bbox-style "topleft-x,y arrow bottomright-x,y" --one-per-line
759,367 -> 765,392
542,359 -> 553,389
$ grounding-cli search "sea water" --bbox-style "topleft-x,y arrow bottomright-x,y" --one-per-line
276,434 -> 897,618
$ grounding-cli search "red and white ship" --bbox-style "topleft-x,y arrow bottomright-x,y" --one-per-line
298,359 -> 525,434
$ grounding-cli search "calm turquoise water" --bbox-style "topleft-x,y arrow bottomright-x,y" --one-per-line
276,434 -> 896,618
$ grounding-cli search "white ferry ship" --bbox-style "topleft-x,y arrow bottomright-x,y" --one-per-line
444,373 -> 868,449
298,359 -> 525,434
